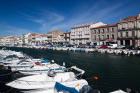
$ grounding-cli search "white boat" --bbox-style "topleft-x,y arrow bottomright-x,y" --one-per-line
4,59 -> 34,71
3,57 -> 21,65
110,89 -> 127,93
0,50 -> 24,58
6,70 -> 88,93
18,63 -> 66,75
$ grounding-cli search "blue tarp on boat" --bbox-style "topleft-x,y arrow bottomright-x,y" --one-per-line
55,82 -> 79,93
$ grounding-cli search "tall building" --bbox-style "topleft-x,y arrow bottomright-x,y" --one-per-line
70,22 -> 107,45
90,24 -> 117,45
117,13 -> 140,47
70,24 -> 91,45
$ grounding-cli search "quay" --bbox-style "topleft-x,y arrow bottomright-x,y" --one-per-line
2,46 -> 140,56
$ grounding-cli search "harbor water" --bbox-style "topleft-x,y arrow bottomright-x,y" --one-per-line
1,47 -> 140,93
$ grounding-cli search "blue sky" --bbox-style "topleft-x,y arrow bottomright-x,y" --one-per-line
0,0 -> 140,36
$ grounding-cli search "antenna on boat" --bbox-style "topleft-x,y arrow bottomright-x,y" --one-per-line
63,62 -> 65,66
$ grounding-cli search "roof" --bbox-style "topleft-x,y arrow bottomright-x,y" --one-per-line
71,23 -> 91,29
120,16 -> 137,22
119,13 -> 140,23
90,22 -> 107,28
90,23 -> 117,29
64,32 -> 71,34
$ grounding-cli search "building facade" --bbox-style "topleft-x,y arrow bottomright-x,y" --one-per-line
91,24 -> 118,45
47,30 -> 64,44
0,36 -> 19,46
70,22 -> 107,45
70,24 -> 91,45
23,33 -> 48,46
64,32 -> 71,44
117,14 -> 140,47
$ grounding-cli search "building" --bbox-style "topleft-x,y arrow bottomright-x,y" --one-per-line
91,24 -> 118,45
70,24 -> 91,45
64,32 -> 71,44
23,33 -> 32,45
0,36 -> 19,46
16,36 -> 24,46
117,13 -> 140,47
23,33 -> 48,46
47,30 -> 64,44
70,22 -> 107,45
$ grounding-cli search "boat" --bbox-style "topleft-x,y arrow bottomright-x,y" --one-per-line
6,66 -> 89,93
4,59 -> 34,71
18,62 -> 66,75
110,89 -> 127,93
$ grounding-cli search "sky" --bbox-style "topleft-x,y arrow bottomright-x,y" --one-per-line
0,0 -> 140,36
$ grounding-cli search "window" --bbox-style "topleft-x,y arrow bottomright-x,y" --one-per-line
94,35 -> 96,40
102,35 -> 104,40
120,32 -> 122,37
112,28 -> 114,32
94,30 -> 96,34
98,35 -> 100,40
102,29 -> 104,33
98,29 -> 100,34
107,35 -> 109,39
112,34 -> 114,39
126,32 -> 128,37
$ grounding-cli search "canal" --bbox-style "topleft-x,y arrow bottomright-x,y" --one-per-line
1,47 -> 140,93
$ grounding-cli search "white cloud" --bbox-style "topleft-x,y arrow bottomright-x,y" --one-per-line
21,10 -> 65,32
18,1 -> 127,32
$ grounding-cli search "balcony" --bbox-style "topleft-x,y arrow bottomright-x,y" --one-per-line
118,28 -> 140,31
117,36 -> 138,40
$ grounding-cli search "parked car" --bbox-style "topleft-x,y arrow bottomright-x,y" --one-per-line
108,44 -> 118,49
99,45 -> 108,49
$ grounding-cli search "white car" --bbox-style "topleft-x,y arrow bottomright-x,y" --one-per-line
108,44 -> 118,49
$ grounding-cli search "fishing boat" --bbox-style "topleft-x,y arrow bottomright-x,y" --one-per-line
6,66 -> 89,93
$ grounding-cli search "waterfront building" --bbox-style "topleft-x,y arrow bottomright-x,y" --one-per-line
70,23 -> 92,45
24,33 -> 32,45
24,33 -> 48,46
64,32 -> 71,45
70,22 -> 107,45
0,36 -> 19,46
117,13 -> 140,47
90,24 -> 117,45
47,30 -> 64,44
16,36 -> 24,46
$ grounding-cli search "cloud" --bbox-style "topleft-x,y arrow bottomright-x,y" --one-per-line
45,2 -> 125,31
18,0 -> 128,32
0,23 -> 33,36
20,10 -> 65,32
